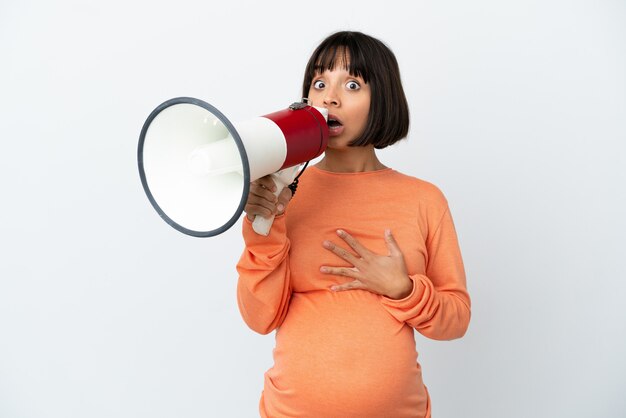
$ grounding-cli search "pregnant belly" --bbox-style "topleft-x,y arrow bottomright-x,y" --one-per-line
261,289 -> 428,418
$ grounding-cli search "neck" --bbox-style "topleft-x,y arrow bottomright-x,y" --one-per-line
315,146 -> 387,173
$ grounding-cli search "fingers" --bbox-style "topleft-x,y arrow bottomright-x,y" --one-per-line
255,176 -> 277,193
320,230 -> 407,296
276,187 -> 293,215
245,179 -> 276,219
384,229 -> 403,257
320,266 -> 360,279
245,204 -> 274,220
249,183 -> 277,203
329,280 -> 365,292
322,240 -> 359,264
244,175 -> 294,220
336,229 -> 370,258
247,186 -> 276,213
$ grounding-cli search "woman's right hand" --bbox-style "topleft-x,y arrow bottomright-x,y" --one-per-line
244,175 -> 293,222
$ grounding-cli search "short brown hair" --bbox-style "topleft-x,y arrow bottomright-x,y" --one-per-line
302,31 -> 410,149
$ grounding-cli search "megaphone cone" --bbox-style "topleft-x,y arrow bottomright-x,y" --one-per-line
138,97 -> 328,237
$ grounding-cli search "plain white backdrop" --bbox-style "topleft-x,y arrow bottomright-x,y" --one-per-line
1,0 -> 625,417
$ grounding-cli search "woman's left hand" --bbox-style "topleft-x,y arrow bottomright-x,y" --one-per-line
321,229 -> 414,300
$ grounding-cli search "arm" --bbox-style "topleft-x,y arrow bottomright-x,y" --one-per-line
236,214 -> 292,335
379,206 -> 471,340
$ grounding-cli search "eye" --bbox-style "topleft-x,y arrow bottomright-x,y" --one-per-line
346,81 -> 361,90
313,80 -> 325,89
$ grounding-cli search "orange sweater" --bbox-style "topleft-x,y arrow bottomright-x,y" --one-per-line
237,166 -> 471,418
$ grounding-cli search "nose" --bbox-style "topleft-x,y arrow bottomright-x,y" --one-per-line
323,87 -> 340,107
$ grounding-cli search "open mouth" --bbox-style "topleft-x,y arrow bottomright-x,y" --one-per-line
327,115 -> 343,129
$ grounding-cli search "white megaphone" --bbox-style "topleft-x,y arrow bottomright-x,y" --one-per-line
138,97 -> 329,237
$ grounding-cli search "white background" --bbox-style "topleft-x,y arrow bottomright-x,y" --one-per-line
1,1 -> 625,417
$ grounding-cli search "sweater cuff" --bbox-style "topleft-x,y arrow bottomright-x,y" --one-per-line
380,274 -> 426,308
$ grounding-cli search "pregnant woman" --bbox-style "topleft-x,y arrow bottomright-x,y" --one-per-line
237,30 -> 471,418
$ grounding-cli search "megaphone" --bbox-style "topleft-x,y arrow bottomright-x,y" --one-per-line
138,97 -> 328,237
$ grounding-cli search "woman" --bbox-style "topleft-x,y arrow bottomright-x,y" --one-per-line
236,31 -> 471,418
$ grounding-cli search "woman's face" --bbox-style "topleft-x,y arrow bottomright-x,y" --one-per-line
307,65 -> 371,149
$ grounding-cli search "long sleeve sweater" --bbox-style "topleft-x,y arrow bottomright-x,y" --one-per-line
236,166 -> 471,418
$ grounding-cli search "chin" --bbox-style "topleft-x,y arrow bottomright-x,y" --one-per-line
326,136 -> 353,150
326,143 -> 351,151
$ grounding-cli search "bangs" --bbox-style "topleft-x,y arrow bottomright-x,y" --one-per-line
308,35 -> 370,83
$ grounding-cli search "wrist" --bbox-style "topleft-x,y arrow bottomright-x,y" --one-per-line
387,275 -> 413,300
